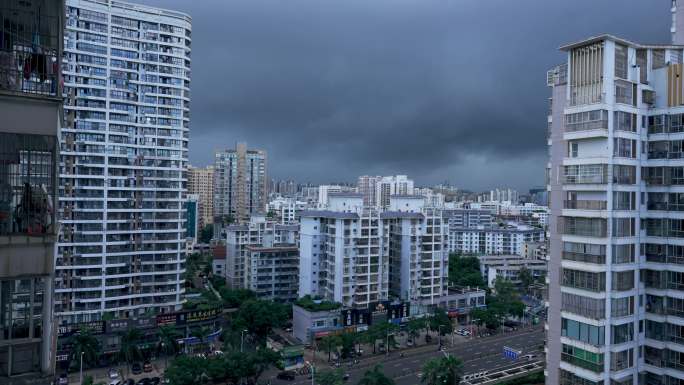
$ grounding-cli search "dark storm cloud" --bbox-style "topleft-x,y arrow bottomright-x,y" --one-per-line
140,0 -> 670,190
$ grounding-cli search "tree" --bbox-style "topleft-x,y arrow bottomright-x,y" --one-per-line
220,288 -> 257,308
69,328 -> 100,370
339,332 -> 357,359
319,335 -> 341,362
243,348 -> 281,384
421,356 -> 463,385
407,318 -> 425,344
358,365 -> 395,385
448,254 -> 486,288
517,267 -> 534,293
428,308 -> 453,336
316,369 -> 345,385
165,356 -> 208,385
233,300 -> 289,345
157,325 -> 180,358
118,329 -> 143,373
199,224 -> 214,243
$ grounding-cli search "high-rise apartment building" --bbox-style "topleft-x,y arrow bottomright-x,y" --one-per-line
187,165 -> 214,226
376,175 -> 414,209
357,175 -> 380,207
299,194 -> 448,308
0,0 -> 63,379
214,142 -> 267,224
545,7 -> 684,382
59,0 -> 191,322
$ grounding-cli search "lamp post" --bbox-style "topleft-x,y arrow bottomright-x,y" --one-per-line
161,342 -> 167,369
240,329 -> 247,353
306,361 -> 315,385
438,325 -> 444,351
79,351 -> 84,385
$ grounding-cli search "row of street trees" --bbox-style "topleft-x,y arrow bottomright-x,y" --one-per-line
315,355 -> 463,385
68,325 -> 185,373
316,308 -> 453,361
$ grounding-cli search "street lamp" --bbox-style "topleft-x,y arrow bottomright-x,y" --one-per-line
161,342 -> 168,369
437,325 -> 444,351
306,361 -> 315,385
240,329 -> 248,353
79,351 -> 84,385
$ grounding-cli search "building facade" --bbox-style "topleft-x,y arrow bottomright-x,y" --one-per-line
0,0 -> 64,380
543,19 -> 684,383
299,194 -> 449,308
214,142 -> 267,224
447,222 -> 544,256
245,245 -> 299,302
187,165 -> 214,226
59,0 -> 191,322
224,217 -> 298,290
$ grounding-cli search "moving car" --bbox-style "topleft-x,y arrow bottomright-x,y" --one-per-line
57,374 -> 68,385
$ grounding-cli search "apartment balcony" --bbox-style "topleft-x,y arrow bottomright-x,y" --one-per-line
563,200 -> 607,210
562,251 -> 606,264
0,2 -> 62,99
560,353 -> 603,373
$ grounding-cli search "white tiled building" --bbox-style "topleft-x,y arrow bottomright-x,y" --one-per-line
58,0 -> 191,322
545,5 -> 684,382
298,194 -> 448,307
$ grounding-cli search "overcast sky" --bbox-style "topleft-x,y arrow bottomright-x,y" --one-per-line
139,0 -> 670,191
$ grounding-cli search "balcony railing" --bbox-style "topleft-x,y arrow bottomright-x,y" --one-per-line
562,251 -> 606,264
561,353 -> 603,373
0,5 -> 62,97
0,133 -> 56,238
563,200 -> 607,210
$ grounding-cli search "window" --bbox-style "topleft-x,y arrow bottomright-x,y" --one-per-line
613,165 -> 636,184
612,218 -> 635,237
614,111 -> 637,132
562,269 -> 605,292
611,296 -> 634,317
612,323 -> 634,344
562,318 -> 605,346
610,349 -> 633,371
615,44 -> 628,79
613,138 -> 636,158
653,49 -> 666,69
613,191 -> 635,210
569,142 -> 579,158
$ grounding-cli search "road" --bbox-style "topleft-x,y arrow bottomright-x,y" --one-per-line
267,326 -> 545,385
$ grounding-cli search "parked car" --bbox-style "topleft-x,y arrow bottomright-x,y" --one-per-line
148,377 -> 161,385
406,339 -> 414,346
108,369 -> 120,381
124,380 -> 135,385
276,371 -> 296,381
132,362 -> 143,375
143,361 -> 153,372
57,373 -> 68,385
110,381 -> 122,385
343,373 -> 350,381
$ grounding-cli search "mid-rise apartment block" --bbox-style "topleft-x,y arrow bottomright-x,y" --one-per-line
224,216 -> 298,292
545,6 -> 684,381
187,165 -> 214,226
59,0 -> 191,322
447,222 -> 544,256
0,0 -> 64,380
214,142 -> 267,223
298,194 -> 448,308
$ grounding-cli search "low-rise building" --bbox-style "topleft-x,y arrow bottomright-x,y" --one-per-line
478,254 -> 547,288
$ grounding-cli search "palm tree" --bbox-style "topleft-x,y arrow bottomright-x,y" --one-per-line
407,318 -> 424,345
157,325 -> 179,366
358,365 -> 395,385
119,328 -> 143,374
421,356 -> 463,385
191,326 -> 213,352
70,328 -> 100,370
